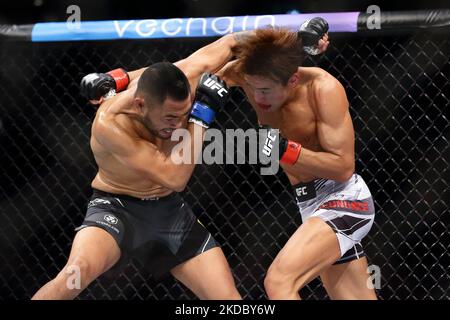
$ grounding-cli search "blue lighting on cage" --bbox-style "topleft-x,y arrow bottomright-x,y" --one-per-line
31,13 -> 359,42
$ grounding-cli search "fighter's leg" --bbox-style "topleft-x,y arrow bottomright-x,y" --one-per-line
32,227 -> 120,300
264,217 -> 341,300
171,247 -> 241,300
320,256 -> 377,300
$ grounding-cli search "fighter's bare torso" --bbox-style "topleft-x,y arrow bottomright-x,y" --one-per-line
233,67 -> 340,184
90,88 -> 182,199
90,64 -> 344,197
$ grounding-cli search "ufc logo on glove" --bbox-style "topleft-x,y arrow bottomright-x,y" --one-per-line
258,127 -> 280,176
203,78 -> 228,97
262,130 -> 277,156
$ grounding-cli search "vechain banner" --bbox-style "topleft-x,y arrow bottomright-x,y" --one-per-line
31,12 -> 359,42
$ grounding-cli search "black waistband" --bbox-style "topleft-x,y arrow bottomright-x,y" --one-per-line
292,180 -> 315,189
92,188 -> 178,202
292,181 -> 317,202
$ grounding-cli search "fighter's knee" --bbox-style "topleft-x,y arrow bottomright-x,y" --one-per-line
264,264 -> 296,299
265,256 -> 314,299
60,256 -> 100,286
264,270 -> 279,298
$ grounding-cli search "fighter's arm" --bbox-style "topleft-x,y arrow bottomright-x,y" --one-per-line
130,31 -> 253,85
127,27 -> 329,89
127,68 -> 147,84
288,78 -> 355,182
174,33 -> 242,91
215,60 -> 245,88
82,33 -> 246,104
93,115 -> 204,192
118,32 -> 246,90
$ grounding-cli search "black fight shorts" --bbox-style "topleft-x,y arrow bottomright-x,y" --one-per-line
76,189 -> 218,278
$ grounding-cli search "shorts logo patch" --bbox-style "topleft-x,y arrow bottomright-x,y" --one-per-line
104,214 -> 118,224
296,186 -> 308,196
88,198 -> 111,208
319,200 -> 369,212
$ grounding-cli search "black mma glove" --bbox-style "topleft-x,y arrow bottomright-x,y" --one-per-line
298,17 -> 329,55
260,125 -> 302,165
188,73 -> 230,128
80,68 -> 130,101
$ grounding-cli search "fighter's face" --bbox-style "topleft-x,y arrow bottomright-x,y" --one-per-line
143,95 -> 192,139
244,75 -> 289,112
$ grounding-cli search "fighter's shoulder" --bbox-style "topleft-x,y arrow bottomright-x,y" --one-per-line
302,68 -> 348,116
306,68 -> 345,100
92,108 -> 134,150
305,67 -> 341,89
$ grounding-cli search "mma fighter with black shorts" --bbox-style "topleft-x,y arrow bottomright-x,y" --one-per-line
32,35 -> 244,300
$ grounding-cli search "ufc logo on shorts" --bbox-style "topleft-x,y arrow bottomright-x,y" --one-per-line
203,78 -> 228,97
296,186 -> 308,196
262,131 -> 277,156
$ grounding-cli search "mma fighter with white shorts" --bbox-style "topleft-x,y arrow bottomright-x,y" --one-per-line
217,19 -> 377,299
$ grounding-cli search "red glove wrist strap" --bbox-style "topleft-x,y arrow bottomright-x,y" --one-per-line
107,68 -> 130,92
280,140 -> 302,165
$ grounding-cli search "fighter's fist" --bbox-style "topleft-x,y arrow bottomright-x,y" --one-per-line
189,73 -> 230,128
298,17 -> 329,55
259,125 -> 302,165
195,73 -> 230,111
80,68 -> 130,104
